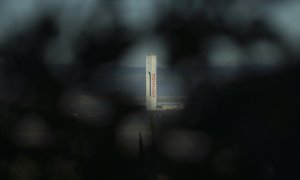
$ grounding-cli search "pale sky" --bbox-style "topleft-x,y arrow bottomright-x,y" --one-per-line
118,36 -> 169,68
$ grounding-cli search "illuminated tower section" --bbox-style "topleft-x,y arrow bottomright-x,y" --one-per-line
146,54 -> 157,110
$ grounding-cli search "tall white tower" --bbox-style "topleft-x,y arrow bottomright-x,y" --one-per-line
146,54 -> 157,110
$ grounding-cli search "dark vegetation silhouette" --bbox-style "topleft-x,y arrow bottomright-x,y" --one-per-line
0,0 -> 299,179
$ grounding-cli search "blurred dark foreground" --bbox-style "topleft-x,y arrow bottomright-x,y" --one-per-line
1,0 -> 300,180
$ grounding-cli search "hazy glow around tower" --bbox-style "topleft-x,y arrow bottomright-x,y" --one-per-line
118,37 -> 168,68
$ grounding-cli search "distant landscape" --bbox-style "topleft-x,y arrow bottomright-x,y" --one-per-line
95,65 -> 187,98
134,96 -> 186,105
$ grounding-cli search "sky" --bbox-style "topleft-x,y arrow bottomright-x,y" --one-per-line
117,36 -> 169,68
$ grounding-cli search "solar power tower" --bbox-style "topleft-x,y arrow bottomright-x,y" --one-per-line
146,54 -> 157,110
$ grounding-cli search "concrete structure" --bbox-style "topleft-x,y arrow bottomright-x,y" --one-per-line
146,54 -> 157,110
